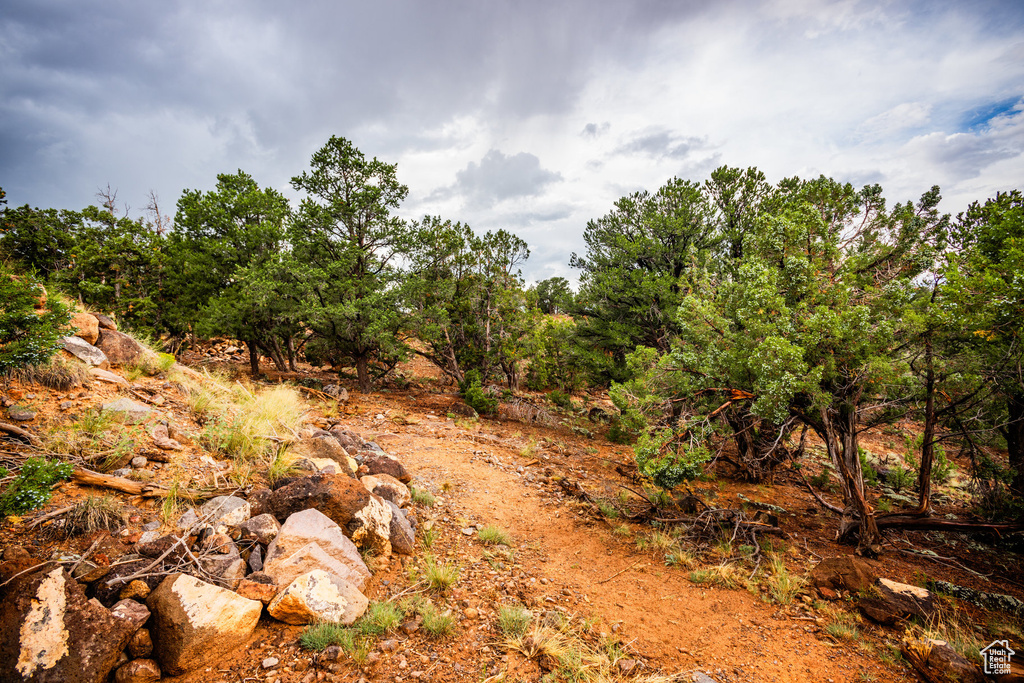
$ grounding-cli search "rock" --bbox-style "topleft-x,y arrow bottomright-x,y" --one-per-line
264,542 -> 369,592
267,570 -> 369,625
617,659 -> 638,674
236,575 -> 278,604
860,578 -> 938,625
141,520 -> 160,532
198,496 -> 251,531
61,336 -> 110,368
386,501 -> 415,556
349,494 -> 393,557
94,314 -> 117,331
71,310 -> 100,345
109,599 -> 151,632
323,385 -> 349,402
0,567 -> 134,683
262,656 -> 279,669
901,636 -> 986,683
127,629 -> 153,658
248,488 -> 272,516
145,574 -> 262,676
198,553 -> 247,591
249,544 -> 263,572
130,456 -> 148,468
95,329 -> 145,367
120,579 -> 151,601
89,367 -> 127,385
328,428 -> 365,453
201,533 -> 236,554
94,561 -> 164,608
135,534 -> 187,562
71,560 -> 110,584
149,423 -> 183,451
810,556 -> 877,594
930,580 -> 1024,615
113,659 -> 161,683
265,473 -> 372,528
361,474 -> 411,507
239,513 -> 281,545
447,402 -> 478,418
7,404 -> 37,421
291,437 -> 358,474
101,398 -> 152,425
361,452 -> 411,483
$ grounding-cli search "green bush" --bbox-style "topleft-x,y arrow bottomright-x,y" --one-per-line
458,370 -> 496,415
0,267 -> 72,374
0,457 -> 74,515
548,389 -> 573,409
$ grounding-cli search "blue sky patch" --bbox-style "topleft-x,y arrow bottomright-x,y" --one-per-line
961,97 -> 1022,132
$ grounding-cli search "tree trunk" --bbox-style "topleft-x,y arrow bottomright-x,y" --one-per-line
246,340 -> 261,377
1008,391 -> 1024,493
259,338 -> 287,372
822,399 -> 882,555
915,335 -> 936,515
356,354 -> 371,393
286,336 -> 297,372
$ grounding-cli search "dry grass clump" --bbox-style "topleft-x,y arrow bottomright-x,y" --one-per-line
62,495 -> 128,537
11,355 -> 91,390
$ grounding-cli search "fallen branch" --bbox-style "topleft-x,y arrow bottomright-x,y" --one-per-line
598,560 -> 644,584
876,515 -> 1024,535
28,505 -> 74,528
72,467 -> 239,501
0,421 -> 39,445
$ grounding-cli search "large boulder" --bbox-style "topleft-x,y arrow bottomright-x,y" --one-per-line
291,437 -> 357,474
197,496 -> 251,530
328,428 -> 366,454
264,509 -> 369,589
145,574 -> 261,676
267,570 -> 368,625
95,329 -> 145,367
361,452 -> 411,483
238,513 -> 281,545
901,636 -> 986,683
0,567 -> 136,683
860,578 -> 937,625
69,310 -> 100,345
113,658 -> 161,683
60,336 -> 109,368
810,556 -> 877,597
361,474 -> 411,508
350,494 -> 393,557
264,542 -> 369,592
264,473 -> 371,527
386,500 -> 415,556
101,398 -> 152,425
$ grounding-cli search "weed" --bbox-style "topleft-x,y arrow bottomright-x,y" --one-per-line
878,644 -> 905,668
520,438 -> 538,458
420,526 -> 437,548
665,546 -> 697,569
887,466 -> 915,494
62,495 -> 127,537
611,524 -> 632,537
479,525 -> 512,546
497,605 -> 533,639
597,500 -> 619,519
689,563 -> 746,590
419,601 -> 456,638
922,601 -> 984,664
266,445 -> 299,486
299,621 -> 348,651
647,530 -> 674,551
0,457 -> 74,515
548,389 -> 572,409
356,601 -> 403,637
410,486 -> 436,507
765,556 -> 807,605
162,477 -> 183,523
877,498 -> 893,513
823,609 -> 861,642
422,554 -> 459,592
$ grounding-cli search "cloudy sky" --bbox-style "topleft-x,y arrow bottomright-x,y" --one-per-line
3,0 -> 1023,283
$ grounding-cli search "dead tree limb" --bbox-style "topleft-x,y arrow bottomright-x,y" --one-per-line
0,422 -> 39,445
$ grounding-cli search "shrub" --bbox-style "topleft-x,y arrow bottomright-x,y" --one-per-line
497,605 -> 533,638
458,370 -> 497,416
62,495 -> 127,537
10,354 -> 90,390
422,554 -> 460,592
0,457 -> 74,515
409,486 -> 436,507
887,466 -> 915,493
356,601 -> 403,637
478,524 -> 511,546
548,389 -> 572,409
418,601 -> 455,638
0,267 -> 72,374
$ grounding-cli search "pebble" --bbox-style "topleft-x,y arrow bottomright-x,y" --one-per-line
461,527 -> 475,536
464,607 -> 479,619
262,657 -> 279,669
131,456 -> 148,468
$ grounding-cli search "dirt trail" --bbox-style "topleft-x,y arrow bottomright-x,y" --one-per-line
347,398 -> 904,683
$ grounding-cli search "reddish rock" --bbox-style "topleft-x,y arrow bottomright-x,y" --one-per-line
860,578 -> 937,625
361,453 -> 411,483
0,567 -> 135,683
810,556 -> 877,594
127,629 -> 153,659
94,314 -> 117,331
95,329 -> 145,367
71,310 -> 100,345
113,658 -> 161,683
236,575 -> 278,604
265,473 -> 371,527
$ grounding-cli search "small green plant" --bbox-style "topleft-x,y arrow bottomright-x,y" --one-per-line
62,495 -> 127,537
420,525 -> 437,548
689,563 -> 745,590
478,524 -> 511,546
665,546 -> 697,568
356,601 -> 403,636
765,556 -> 807,605
266,445 -> 300,486
299,621 -> 349,651
887,466 -> 915,493
422,554 -> 459,592
811,465 -> 835,491
459,370 -> 497,415
877,497 -> 893,513
0,457 -> 74,515
859,448 -> 879,487
824,609 -> 861,641
10,354 -> 90,390
932,446 -> 957,485
409,485 -> 436,507
612,523 -> 631,537
597,500 -> 619,519
548,389 -> 572,409
162,477 -> 183,523
419,601 -> 456,638
497,605 -> 533,639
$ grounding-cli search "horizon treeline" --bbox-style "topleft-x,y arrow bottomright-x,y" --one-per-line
2,135 -> 1022,551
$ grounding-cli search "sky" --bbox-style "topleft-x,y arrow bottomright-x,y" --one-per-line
2,0 -> 1023,284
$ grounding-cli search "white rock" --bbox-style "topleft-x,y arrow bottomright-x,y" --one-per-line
267,570 -> 368,625
198,496 -> 251,531
350,495 -> 393,558
265,509 -> 369,587
263,542 -> 369,592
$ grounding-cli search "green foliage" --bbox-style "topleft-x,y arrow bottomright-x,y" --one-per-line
525,317 -> 589,391
532,277 -> 574,315
0,267 -> 72,373
409,485 -> 436,507
421,554 -> 460,592
478,524 -> 512,546
356,601 -> 403,637
633,428 -> 712,490
887,466 -> 916,494
859,449 -> 879,488
458,370 -> 497,415
497,605 -> 533,638
0,458 -> 73,515
548,389 -> 573,409
418,601 -> 456,638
